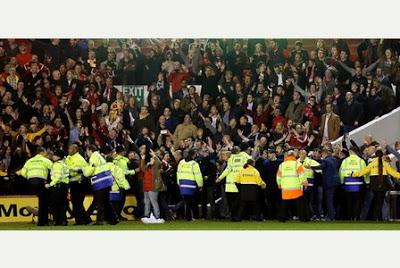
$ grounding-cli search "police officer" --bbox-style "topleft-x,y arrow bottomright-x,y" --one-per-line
17,147 -> 53,226
46,149 -> 69,226
86,145 -> 119,225
216,146 -> 251,221
65,143 -> 92,225
106,155 -> 131,219
277,150 -> 308,222
236,159 -> 266,221
177,149 -> 203,221
339,146 -> 369,220
113,145 -> 136,220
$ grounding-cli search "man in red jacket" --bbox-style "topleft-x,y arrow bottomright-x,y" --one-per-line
168,62 -> 190,98
16,44 -> 32,66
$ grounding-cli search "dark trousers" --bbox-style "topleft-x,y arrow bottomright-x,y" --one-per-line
29,178 -> 49,226
303,191 -> 313,220
324,187 -> 337,220
69,181 -> 91,224
226,192 -> 240,221
201,186 -> 216,219
50,184 -> 68,225
158,191 -> 171,220
372,191 -> 386,221
182,195 -> 197,221
346,192 -> 362,220
111,189 -> 126,218
238,200 -> 260,221
265,188 -> 281,220
278,196 -> 307,222
94,187 -> 118,224
130,177 -> 144,219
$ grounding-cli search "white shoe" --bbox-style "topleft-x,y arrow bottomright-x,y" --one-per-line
147,213 -> 157,224
155,218 -> 165,224
141,217 -> 150,224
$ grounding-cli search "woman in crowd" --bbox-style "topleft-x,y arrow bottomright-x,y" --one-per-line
139,145 -> 165,224
352,149 -> 400,221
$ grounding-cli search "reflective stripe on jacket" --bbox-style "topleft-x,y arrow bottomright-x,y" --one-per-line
113,155 -> 136,175
177,160 -> 203,196
297,157 -> 320,179
106,162 -> 130,191
277,156 -> 306,200
88,151 -> 113,191
235,165 -> 266,187
339,154 -> 368,184
50,160 -> 69,186
353,157 -> 400,179
218,152 -> 251,192
65,152 -> 89,182
17,154 -> 53,180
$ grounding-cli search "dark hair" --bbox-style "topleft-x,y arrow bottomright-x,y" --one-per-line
349,146 -> 358,152
87,144 -> 98,152
36,147 -> 46,154
185,149 -> 196,161
376,149 -> 384,181
243,159 -> 254,168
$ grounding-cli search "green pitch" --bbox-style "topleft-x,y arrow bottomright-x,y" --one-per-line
1,220 -> 400,230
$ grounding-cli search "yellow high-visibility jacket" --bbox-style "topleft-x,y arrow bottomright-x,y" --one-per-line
235,165 -> 266,187
50,159 -> 69,186
353,157 -> 400,179
218,152 -> 251,193
17,154 -> 53,180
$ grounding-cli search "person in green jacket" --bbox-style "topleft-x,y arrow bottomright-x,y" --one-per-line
297,149 -> 321,220
16,147 -> 53,226
46,149 -> 69,226
113,145 -> 136,219
106,154 -> 131,219
85,145 -> 118,225
216,146 -> 251,221
339,146 -> 368,221
66,143 -> 92,225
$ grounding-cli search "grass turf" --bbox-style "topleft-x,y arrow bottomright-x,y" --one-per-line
1,220 -> 400,230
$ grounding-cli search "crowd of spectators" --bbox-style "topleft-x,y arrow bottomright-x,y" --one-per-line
0,38 -> 399,220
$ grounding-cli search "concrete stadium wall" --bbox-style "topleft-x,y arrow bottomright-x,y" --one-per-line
332,106 -> 400,147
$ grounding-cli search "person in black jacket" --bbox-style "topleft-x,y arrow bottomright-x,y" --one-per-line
95,39 -> 109,64
63,39 -> 81,62
196,148 -> 218,219
339,91 -> 363,133
46,39 -> 64,69
198,65 -> 221,104
365,87 -> 383,121
226,42 -> 248,77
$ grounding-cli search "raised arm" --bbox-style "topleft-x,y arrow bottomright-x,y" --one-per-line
65,108 -> 74,129
362,59 -> 380,76
293,82 -> 307,98
386,145 -> 400,162
337,61 -> 356,76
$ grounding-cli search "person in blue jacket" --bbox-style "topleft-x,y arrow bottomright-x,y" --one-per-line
305,148 -> 340,221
